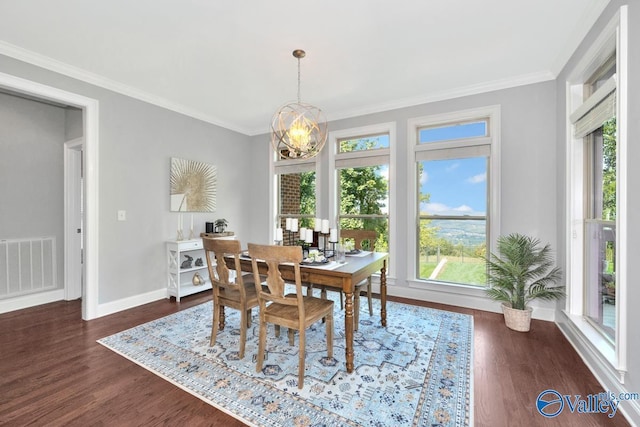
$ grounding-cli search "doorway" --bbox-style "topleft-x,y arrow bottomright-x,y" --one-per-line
0,71 -> 99,320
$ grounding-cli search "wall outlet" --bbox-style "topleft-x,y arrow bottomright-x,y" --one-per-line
117,210 -> 126,221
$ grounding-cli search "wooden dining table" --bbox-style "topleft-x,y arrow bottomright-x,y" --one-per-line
225,251 -> 388,373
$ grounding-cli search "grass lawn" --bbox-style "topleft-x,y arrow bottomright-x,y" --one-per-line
418,257 -> 486,286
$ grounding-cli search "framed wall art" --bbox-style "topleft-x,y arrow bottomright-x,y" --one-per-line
170,157 -> 217,212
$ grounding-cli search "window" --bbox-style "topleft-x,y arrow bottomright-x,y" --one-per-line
565,7 -> 627,374
328,124 -> 395,267
335,133 -> 389,252
274,159 -> 317,238
409,107 -> 500,288
572,61 -> 617,341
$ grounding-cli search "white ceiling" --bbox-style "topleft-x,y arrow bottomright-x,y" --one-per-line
0,0 -> 609,135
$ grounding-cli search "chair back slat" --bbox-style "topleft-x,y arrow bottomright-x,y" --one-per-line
340,229 -> 377,251
248,243 -> 303,307
203,237 -> 245,295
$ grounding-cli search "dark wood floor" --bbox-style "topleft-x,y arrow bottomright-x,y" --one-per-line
0,293 -> 631,427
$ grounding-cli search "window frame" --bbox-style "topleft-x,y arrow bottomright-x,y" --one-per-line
328,122 -> 396,277
271,155 -> 320,242
407,105 -> 501,289
564,7 -> 628,380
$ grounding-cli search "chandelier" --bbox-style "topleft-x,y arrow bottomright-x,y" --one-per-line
271,49 -> 327,160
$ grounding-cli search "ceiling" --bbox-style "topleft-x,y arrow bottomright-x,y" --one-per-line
0,0 -> 609,135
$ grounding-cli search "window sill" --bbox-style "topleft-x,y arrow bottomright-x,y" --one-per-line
560,310 -> 624,383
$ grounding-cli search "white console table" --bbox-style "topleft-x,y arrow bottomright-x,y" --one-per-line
166,234 -> 234,301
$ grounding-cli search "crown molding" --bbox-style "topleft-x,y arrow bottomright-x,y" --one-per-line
1,41 -> 556,138
247,70 -> 554,135
0,41 -> 251,135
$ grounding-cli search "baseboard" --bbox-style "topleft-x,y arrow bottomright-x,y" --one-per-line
96,288 -> 168,318
556,312 -> 640,426
0,289 -> 65,314
372,279 -> 557,321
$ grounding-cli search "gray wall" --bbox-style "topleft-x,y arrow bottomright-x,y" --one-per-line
0,54 -> 255,305
0,92 -> 67,289
555,1 -> 639,423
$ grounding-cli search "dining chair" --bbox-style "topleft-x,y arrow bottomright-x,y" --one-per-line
248,243 -> 334,389
338,229 -> 378,329
203,237 -> 259,359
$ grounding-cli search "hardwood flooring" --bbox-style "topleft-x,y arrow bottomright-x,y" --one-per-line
0,293 -> 631,426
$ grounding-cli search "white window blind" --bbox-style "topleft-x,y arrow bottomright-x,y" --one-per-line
571,75 -> 616,139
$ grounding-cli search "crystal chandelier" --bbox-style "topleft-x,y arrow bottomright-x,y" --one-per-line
271,49 -> 327,159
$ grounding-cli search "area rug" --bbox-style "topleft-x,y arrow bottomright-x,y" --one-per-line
98,294 -> 473,426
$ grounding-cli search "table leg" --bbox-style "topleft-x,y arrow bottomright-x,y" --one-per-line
344,290 -> 354,373
380,260 -> 387,327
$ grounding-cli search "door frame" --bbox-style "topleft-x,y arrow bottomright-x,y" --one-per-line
64,138 -> 83,301
0,71 -> 100,320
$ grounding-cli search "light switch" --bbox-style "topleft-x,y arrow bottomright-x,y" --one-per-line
117,210 -> 126,221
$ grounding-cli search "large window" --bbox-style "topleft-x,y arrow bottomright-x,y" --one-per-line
274,159 -> 317,238
565,7 -> 627,374
335,133 -> 390,252
571,61 -> 618,341
409,107 -> 500,288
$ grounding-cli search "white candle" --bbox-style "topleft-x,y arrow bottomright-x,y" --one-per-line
190,214 -> 193,231
275,227 -> 283,242
305,229 -> 314,243
329,228 -> 338,243
300,227 -> 307,241
291,218 -> 298,232
314,218 -> 321,232
178,213 -> 180,231
321,219 -> 330,234
285,218 -> 292,231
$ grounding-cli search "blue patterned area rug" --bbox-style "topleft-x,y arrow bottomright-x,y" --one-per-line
98,295 -> 473,427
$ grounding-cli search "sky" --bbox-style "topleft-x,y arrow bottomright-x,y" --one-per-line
418,122 -> 487,216
352,127 -> 487,217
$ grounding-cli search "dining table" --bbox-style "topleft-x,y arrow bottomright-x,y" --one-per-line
225,250 -> 388,373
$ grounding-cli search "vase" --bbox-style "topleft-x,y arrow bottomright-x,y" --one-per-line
501,303 -> 533,332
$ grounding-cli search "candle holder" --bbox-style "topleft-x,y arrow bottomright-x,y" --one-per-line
327,231 -> 339,259
176,229 -> 184,241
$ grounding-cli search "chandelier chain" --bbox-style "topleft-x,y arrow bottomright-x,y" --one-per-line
297,56 -> 301,104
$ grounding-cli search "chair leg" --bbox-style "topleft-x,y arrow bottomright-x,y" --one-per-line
210,304 -> 220,346
256,317 -> 267,373
239,307 -> 247,359
298,328 -> 305,389
367,277 -> 373,315
288,328 -> 295,346
219,306 -> 226,331
326,311 -> 334,359
246,309 -> 252,327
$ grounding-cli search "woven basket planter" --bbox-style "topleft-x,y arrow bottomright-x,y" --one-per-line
501,303 -> 533,332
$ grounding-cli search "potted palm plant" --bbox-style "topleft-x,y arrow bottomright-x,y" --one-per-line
486,233 -> 565,332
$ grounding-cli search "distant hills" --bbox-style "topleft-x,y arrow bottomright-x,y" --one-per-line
429,219 -> 486,247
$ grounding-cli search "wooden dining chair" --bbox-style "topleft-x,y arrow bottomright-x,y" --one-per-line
203,237 -> 259,359
248,243 -> 334,389
338,229 -> 378,329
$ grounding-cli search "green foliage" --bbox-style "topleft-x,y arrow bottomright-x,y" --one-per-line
602,117 -> 616,220
338,138 -> 389,250
486,233 -> 565,310
299,171 -> 316,216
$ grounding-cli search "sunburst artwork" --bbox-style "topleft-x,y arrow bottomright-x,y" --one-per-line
170,157 -> 217,212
